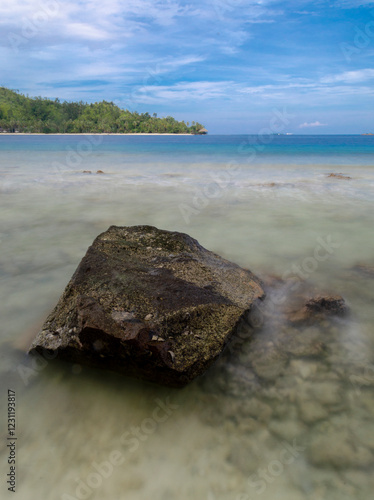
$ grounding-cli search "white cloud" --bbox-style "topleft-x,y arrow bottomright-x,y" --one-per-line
0,0 -> 183,44
0,0 -> 263,69
158,56 -> 206,72
321,69 -> 374,84
333,0 -> 374,7
133,81 -> 235,104
64,23 -> 111,41
1,0 -> 374,132
299,121 -> 327,128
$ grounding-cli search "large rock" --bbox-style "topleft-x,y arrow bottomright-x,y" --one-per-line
29,225 -> 264,387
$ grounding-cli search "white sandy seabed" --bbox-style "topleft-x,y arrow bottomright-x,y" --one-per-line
0,149 -> 374,500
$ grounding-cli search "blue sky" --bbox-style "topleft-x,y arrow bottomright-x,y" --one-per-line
0,0 -> 374,133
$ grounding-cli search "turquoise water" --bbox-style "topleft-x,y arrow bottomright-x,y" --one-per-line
0,135 -> 374,500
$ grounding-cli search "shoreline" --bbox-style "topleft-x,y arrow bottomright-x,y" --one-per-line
0,132 -> 196,136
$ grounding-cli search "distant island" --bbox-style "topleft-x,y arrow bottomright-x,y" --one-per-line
0,87 -> 207,135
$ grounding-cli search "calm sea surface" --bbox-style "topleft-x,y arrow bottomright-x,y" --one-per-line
1,135 -> 374,500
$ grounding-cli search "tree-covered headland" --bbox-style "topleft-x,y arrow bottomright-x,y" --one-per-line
0,87 -> 207,134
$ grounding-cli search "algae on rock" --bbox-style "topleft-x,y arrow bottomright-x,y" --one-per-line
29,225 -> 265,387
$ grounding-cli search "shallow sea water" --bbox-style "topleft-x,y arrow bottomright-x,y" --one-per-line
0,135 -> 374,500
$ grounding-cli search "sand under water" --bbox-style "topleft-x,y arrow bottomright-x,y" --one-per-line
0,135 -> 374,499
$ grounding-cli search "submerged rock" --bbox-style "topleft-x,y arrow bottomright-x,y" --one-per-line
327,173 -> 352,180
286,295 -> 348,324
309,430 -> 373,469
351,262 -> 374,278
28,225 -> 264,387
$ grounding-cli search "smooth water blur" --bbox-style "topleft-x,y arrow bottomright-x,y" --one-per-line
0,135 -> 374,500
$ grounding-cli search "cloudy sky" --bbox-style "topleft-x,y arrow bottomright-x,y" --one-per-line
1,0 -> 373,133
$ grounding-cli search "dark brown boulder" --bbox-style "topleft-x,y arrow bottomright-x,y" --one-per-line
29,225 -> 264,387
327,173 -> 351,180
287,295 -> 348,324
254,274 -> 349,327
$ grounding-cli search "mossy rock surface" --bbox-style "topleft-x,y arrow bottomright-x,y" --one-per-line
29,225 -> 265,387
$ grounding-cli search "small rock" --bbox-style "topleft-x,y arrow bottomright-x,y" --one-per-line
238,417 -> 261,435
82,170 -> 92,174
242,398 -> 273,421
298,399 -> 329,424
309,430 -> 373,468
226,437 -> 266,475
268,419 -> 306,441
111,311 -> 136,322
351,263 -> 374,278
96,170 -> 105,174
308,382 -> 341,406
289,360 -> 318,379
305,296 -> 348,315
124,475 -> 144,491
308,469 -> 359,499
249,341 -> 288,381
285,327 -> 327,358
361,392 -> 374,415
287,295 -> 348,324
327,173 -> 351,180
251,356 -> 287,380
344,470 -> 373,489
352,421 -> 374,450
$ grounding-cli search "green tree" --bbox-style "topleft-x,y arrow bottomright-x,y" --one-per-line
0,87 -> 206,135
